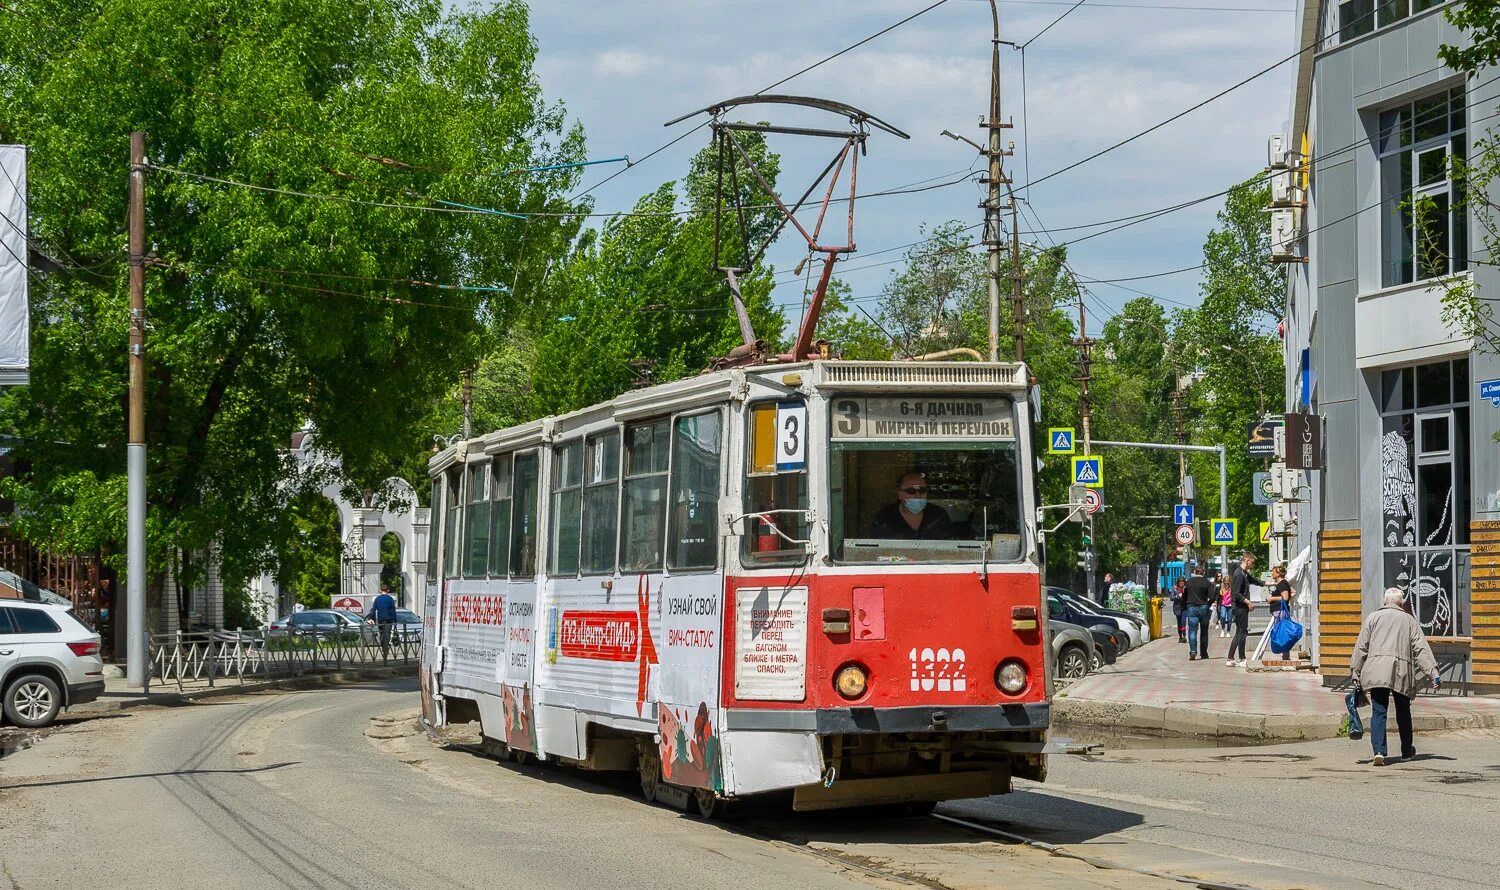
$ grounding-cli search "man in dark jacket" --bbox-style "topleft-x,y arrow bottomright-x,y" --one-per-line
1226,552 -> 1263,665
366,586 -> 399,659
1181,564 -> 1215,661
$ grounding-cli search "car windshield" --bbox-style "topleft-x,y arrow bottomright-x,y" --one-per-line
396,610 -> 419,622
828,396 -> 1023,564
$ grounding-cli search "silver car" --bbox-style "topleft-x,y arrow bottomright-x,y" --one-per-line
1049,619 -> 1095,680
0,600 -> 105,727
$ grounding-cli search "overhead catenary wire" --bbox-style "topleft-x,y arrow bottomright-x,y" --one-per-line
756,0 -> 955,94
1021,0 -> 1088,48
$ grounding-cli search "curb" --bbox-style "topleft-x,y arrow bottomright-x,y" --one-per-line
1052,696 -> 1500,741
69,664 -> 418,716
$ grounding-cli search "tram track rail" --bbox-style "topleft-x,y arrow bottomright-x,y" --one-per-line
422,720 -> 1267,890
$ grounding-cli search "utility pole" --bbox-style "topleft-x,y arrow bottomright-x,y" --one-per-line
1172,382 -> 1193,566
460,368 -> 473,439
1072,274 -> 1096,601
126,132 -> 147,688
1010,187 -> 1025,364
982,0 -> 1011,362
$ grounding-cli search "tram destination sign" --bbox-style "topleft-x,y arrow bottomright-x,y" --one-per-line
830,396 -> 1014,440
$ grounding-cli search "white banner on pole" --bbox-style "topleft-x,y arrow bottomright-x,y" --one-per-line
0,145 -> 28,385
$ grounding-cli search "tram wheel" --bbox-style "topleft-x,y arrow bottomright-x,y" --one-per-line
693,787 -> 732,820
637,743 -> 662,803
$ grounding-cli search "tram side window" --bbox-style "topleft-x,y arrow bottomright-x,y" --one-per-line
443,468 -> 462,579
550,441 -> 583,576
488,456 -> 513,578
582,430 -> 620,574
743,401 -> 809,564
426,477 -> 440,582
620,419 -> 670,573
464,462 -> 490,578
668,411 -> 723,571
511,451 -> 540,577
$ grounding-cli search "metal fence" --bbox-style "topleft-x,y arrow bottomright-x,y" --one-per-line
146,626 -> 420,692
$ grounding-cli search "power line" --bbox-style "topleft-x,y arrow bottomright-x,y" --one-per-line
1022,0 -> 1088,48
756,0 -> 955,95
1016,2 -> 1386,195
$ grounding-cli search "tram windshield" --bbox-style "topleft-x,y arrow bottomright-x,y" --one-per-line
827,394 -> 1023,564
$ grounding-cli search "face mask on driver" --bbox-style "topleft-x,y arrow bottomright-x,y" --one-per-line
903,498 -> 928,514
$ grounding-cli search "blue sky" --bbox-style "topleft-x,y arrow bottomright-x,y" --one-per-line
525,0 -> 1297,330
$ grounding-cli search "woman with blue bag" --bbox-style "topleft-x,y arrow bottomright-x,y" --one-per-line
1268,565 -> 1302,659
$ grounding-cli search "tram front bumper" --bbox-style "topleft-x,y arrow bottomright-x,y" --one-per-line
814,702 -> 1048,734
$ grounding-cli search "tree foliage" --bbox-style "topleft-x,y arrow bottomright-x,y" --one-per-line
0,0 -> 583,623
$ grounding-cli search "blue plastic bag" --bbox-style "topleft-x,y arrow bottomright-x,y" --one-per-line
1346,687 -> 1366,740
1269,604 -> 1303,654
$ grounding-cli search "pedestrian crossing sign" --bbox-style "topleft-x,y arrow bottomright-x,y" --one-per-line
1072,455 -> 1103,488
1210,518 -> 1238,546
1048,428 -> 1076,455
1260,521 -> 1272,545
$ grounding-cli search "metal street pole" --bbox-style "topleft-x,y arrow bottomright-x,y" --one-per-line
126,131 -> 147,688
1088,439 -> 1230,572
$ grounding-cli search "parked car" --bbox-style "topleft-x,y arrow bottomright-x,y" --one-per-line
269,609 -> 375,643
0,600 -> 105,728
1049,588 -> 1146,650
393,609 -> 423,643
1088,626 -> 1121,671
1048,620 -> 1095,680
1045,592 -> 1129,652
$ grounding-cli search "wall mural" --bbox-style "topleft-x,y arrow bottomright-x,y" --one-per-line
1381,428 -> 1416,547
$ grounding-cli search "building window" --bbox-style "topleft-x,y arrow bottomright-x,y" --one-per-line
1379,86 -> 1467,287
1339,0 -> 1448,43
1379,358 -> 1469,636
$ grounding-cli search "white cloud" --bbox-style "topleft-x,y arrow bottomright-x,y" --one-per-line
593,48 -> 651,77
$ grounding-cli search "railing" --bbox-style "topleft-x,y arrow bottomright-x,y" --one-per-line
146,625 -> 421,692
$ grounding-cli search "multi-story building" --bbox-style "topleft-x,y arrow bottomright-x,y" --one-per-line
1280,0 -> 1500,692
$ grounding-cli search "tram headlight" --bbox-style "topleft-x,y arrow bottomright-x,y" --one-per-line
995,660 -> 1029,695
834,663 -> 869,699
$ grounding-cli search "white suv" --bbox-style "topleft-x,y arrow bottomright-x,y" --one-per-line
0,601 -> 105,727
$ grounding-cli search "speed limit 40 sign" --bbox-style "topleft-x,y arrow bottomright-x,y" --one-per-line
1174,524 -> 1196,546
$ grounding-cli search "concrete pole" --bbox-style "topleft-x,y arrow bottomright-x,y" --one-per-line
984,0 -> 1002,363
126,131 -> 147,688
1218,444 -> 1230,577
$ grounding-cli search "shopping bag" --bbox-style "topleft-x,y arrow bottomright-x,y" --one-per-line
1269,604 -> 1303,653
1345,685 -> 1367,740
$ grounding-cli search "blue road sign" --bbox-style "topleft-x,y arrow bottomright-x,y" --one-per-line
1481,378 -> 1500,407
1210,518 -> 1239,546
1048,428 -> 1076,455
1173,503 -> 1195,526
1072,455 -> 1103,488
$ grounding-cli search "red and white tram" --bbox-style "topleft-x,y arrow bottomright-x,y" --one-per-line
421,359 -> 1047,813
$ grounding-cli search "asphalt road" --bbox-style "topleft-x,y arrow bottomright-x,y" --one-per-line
2,679 -> 1493,890
0,679 -> 1175,890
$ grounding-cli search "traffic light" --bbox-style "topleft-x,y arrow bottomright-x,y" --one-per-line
1081,534 -> 1092,547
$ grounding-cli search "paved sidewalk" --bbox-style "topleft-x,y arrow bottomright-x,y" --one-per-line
1053,634 -> 1500,740
68,663 -> 417,716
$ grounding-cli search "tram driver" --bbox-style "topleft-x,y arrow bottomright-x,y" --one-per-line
869,471 -> 954,540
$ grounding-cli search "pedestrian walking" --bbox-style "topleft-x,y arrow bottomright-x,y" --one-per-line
1099,572 -> 1114,607
1181,563 -> 1215,661
1348,588 -> 1440,766
366,585 -> 399,660
1171,576 -> 1187,642
1217,575 -> 1232,636
1269,564 -> 1297,659
1226,552 -> 1257,666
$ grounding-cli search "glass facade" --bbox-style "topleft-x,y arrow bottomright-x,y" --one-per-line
1379,358 -> 1470,636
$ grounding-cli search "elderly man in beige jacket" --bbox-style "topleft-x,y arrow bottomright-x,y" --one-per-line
1349,588 -> 1440,766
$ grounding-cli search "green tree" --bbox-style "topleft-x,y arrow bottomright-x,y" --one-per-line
0,0 -> 583,626
1172,175 -> 1285,561
527,135 -> 785,415
275,493 -> 342,610
813,279 -> 894,360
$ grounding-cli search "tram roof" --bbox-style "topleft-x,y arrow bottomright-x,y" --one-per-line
429,358 -> 1029,473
